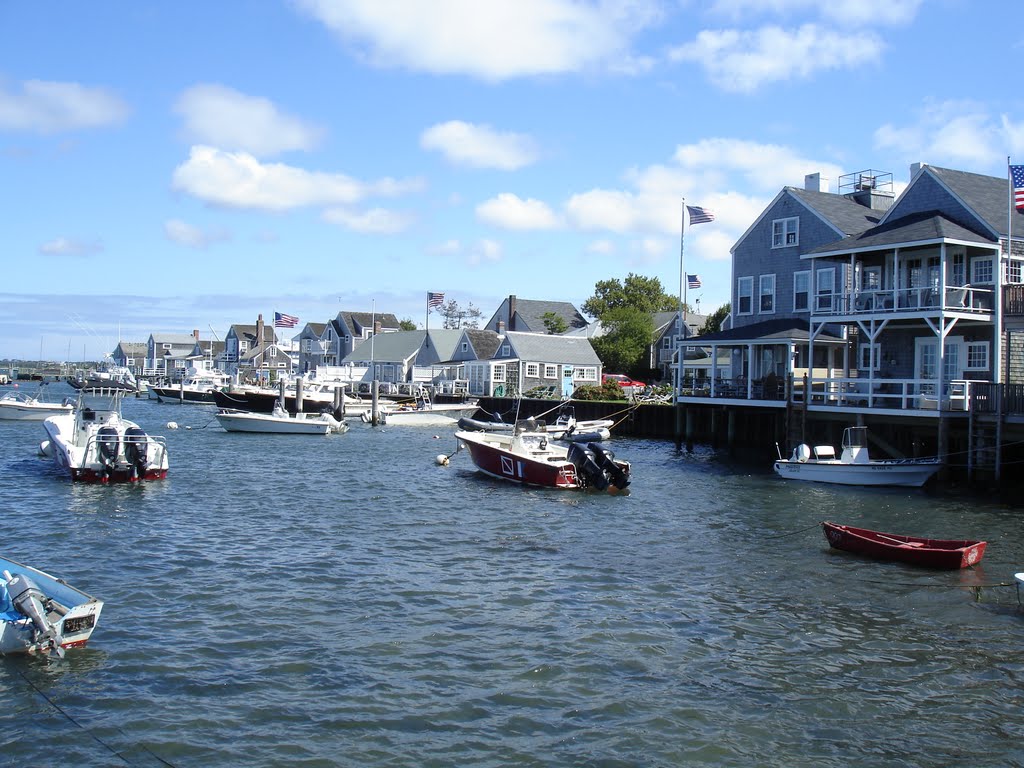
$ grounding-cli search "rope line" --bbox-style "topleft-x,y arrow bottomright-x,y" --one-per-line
13,663 -> 177,767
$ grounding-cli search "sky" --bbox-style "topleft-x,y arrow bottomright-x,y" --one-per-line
3,0 -> 1024,361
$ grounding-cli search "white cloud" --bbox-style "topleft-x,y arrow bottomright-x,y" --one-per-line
875,101 -> 1002,169
669,24 -> 883,92
476,193 -> 560,230
421,121 -> 538,170
322,206 -> 413,233
164,219 -> 230,248
171,145 -> 423,211
709,0 -> 922,26
468,238 -> 502,265
293,0 -> 660,80
175,84 -> 323,156
587,239 -> 615,255
0,78 -> 128,133
38,237 -> 103,256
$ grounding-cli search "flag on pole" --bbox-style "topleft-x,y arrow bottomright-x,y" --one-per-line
687,274 -> 702,289
1011,165 -> 1024,211
427,291 -> 445,308
274,311 -> 298,328
686,205 -> 715,225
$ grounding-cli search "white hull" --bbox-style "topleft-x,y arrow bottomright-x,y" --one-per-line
0,554 -> 103,655
0,401 -> 73,420
377,404 -> 478,426
773,459 -> 940,487
215,409 -> 347,434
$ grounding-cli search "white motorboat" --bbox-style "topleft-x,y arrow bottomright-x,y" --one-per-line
0,386 -> 73,421
215,402 -> 349,434
773,426 -> 941,488
68,362 -> 139,393
0,553 -> 103,657
40,391 -> 169,483
151,367 -> 232,404
457,406 -> 612,442
369,393 -> 477,426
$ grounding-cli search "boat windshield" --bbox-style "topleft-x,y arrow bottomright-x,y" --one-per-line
513,418 -> 546,435
843,426 -> 868,449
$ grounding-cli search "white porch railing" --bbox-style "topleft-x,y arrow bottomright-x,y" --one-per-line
792,376 -> 978,411
817,286 -> 993,315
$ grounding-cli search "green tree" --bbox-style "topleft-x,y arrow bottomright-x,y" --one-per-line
540,311 -> 568,334
398,318 -> 417,331
699,303 -> 730,335
436,299 -> 483,329
582,273 -> 681,319
591,306 -> 654,375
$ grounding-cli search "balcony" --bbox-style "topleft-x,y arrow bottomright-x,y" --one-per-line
816,286 -> 993,317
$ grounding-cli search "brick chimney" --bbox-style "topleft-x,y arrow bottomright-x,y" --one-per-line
193,329 -> 200,341
497,320 -> 506,334
256,314 -> 264,347
508,294 -> 517,331
374,320 -> 382,334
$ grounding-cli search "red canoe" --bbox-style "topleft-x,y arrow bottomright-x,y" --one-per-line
822,521 -> 986,569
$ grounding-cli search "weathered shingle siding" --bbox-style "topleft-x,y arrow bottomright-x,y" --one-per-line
732,194 -> 846,329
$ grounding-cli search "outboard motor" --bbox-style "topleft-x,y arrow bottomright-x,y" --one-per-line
567,442 -> 608,491
96,426 -> 120,482
2,570 -> 63,656
588,442 -> 630,490
123,427 -> 149,481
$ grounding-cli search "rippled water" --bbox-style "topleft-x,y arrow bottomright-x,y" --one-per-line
2,383 -> 1023,767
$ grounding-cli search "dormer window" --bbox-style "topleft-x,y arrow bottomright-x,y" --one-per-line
772,217 -> 799,248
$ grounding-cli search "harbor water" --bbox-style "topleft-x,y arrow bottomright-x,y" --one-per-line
1,382 -> 1023,767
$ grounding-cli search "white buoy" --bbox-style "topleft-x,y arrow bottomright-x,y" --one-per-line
435,454 -> 449,466
166,421 -> 179,430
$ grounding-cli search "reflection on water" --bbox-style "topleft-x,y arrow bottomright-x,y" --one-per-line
0,385 -> 1022,767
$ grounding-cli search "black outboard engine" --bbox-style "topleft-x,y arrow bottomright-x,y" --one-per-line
123,427 -> 149,480
96,426 -> 120,481
2,570 -> 63,656
567,442 -> 608,491
588,442 -> 630,490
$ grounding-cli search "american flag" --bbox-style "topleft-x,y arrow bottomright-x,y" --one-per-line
1012,165 -> 1024,211
687,274 -> 702,289
427,291 -> 445,308
274,311 -> 298,328
686,205 -> 715,225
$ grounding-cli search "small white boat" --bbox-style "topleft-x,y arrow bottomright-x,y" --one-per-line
215,402 -> 349,434
0,386 -> 74,421
151,367 -> 232,404
0,553 -> 103,656
773,426 -> 941,488
40,391 -> 169,483
457,406 -> 612,442
368,393 -> 477,426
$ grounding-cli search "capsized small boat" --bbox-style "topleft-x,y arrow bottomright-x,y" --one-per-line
40,391 -> 168,483
0,386 -> 74,421
0,554 -> 103,656
774,426 -> 941,487
822,521 -> 986,569
454,417 -> 630,492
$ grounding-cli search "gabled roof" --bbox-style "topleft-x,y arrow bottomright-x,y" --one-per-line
502,331 -> 601,365
513,299 -> 587,331
114,341 -> 147,355
914,165 -> 1024,237
345,330 -> 425,363
337,311 -> 400,334
230,324 -> 276,343
150,333 -> 199,346
301,322 -> 327,336
686,318 -> 843,345
463,329 -> 502,359
807,210 -> 993,256
421,329 -> 463,361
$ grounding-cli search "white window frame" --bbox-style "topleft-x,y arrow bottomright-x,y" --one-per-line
525,362 -> 540,378
815,268 -> 835,312
543,364 -> 558,378
965,342 -> 989,371
737,276 -> 754,315
759,274 -> 776,314
574,366 -> 597,382
793,270 -> 810,313
500,344 -> 511,357
859,342 -> 882,372
772,217 -> 799,248
492,364 -> 505,382
972,257 -> 993,284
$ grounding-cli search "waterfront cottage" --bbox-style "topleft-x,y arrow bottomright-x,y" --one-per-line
484,295 -> 588,335
145,332 -> 205,381
466,330 -> 602,398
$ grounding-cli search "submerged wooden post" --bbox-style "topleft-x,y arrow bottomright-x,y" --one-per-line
278,378 -> 286,410
685,406 -> 694,452
295,377 -> 304,414
727,408 -> 736,456
937,413 -> 948,483
371,380 -> 381,425
334,386 -> 344,419
674,401 -> 684,450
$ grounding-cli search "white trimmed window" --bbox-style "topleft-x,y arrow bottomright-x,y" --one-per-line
794,270 -> 810,312
492,365 -> 505,382
525,362 -> 539,378
815,268 -> 835,312
575,367 -> 597,381
759,274 -> 776,314
737,276 -> 753,315
544,364 -> 558,378
500,344 -> 511,357
966,342 -> 989,370
859,342 -> 881,371
772,217 -> 799,248
972,258 -> 993,284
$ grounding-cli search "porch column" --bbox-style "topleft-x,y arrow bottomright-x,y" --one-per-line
747,343 -> 754,398
995,243 -> 1004,384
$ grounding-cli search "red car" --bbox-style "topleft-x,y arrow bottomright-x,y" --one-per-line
602,373 -> 646,390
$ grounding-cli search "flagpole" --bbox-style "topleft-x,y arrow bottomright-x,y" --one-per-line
425,292 -> 429,334
679,199 -> 686,319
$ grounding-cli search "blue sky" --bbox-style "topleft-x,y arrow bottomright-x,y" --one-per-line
3,0 -> 1023,361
